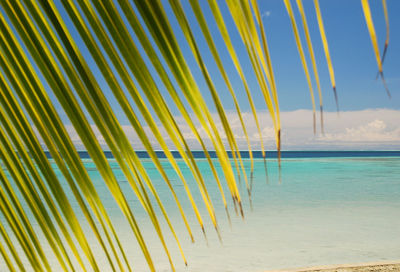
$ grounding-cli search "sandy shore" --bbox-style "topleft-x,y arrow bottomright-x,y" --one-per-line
266,261 -> 400,271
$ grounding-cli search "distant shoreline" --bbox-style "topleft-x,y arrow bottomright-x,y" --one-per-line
43,150 -> 400,159
266,260 -> 400,272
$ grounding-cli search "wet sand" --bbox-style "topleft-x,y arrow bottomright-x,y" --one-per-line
266,261 -> 400,271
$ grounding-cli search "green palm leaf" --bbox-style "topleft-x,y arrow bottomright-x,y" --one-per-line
0,0 -> 391,271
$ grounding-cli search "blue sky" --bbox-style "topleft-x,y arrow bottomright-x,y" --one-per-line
6,0 -> 400,149
258,0 -> 400,112
175,0 -> 400,112
49,0 -> 400,118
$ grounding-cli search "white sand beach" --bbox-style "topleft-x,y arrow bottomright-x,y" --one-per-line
266,261 -> 400,271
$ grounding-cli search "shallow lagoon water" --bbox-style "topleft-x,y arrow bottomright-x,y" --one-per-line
1,154 -> 400,271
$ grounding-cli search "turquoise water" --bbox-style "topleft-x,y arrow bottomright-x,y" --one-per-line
1,155 -> 400,271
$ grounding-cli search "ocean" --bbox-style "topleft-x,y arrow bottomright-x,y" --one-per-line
1,151 -> 400,271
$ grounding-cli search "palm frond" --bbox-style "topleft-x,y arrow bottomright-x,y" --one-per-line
361,0 -> 390,97
295,0 -> 324,132
0,0 -> 391,271
283,0 -> 317,134
313,0 -> 338,112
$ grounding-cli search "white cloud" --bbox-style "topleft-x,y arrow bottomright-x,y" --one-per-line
39,109 -> 400,151
319,119 -> 400,142
262,11 -> 271,18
